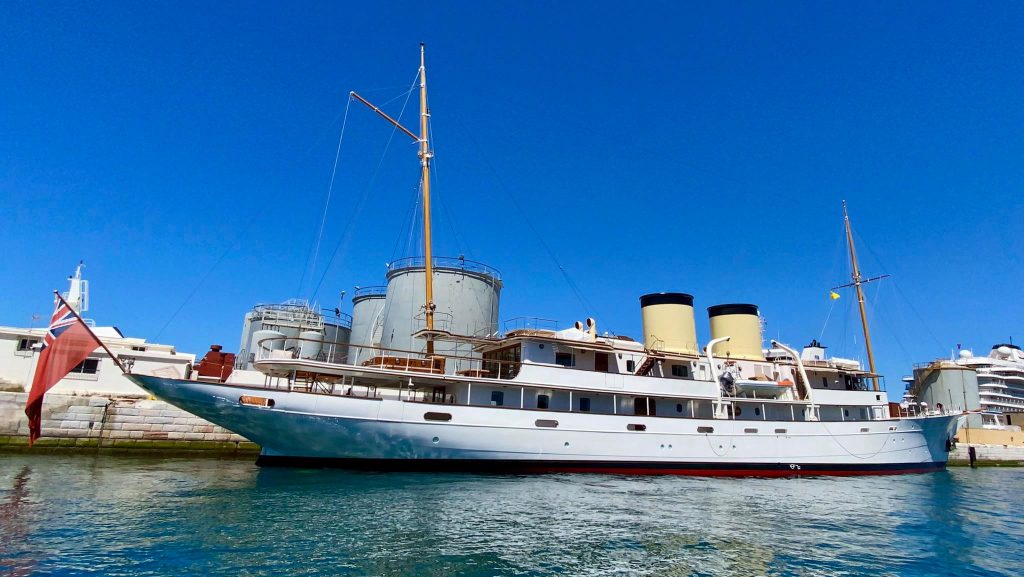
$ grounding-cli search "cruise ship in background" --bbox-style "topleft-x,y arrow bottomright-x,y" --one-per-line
907,344 -> 1023,429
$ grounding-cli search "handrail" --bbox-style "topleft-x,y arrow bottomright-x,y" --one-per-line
387,256 -> 502,281
353,286 -> 387,299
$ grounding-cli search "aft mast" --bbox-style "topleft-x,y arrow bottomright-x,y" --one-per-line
418,43 -> 436,356
351,44 -> 437,357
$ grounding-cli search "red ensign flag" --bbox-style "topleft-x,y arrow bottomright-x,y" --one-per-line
25,295 -> 104,445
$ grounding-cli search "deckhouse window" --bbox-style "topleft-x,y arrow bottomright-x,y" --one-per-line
555,352 -> 575,368
491,391 -> 504,407
483,344 -> 521,379
626,360 -> 636,373
579,397 -> 591,412
671,365 -> 688,378
537,394 -> 550,409
633,397 -> 656,416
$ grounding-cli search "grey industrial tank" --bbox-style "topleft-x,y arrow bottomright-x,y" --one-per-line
322,316 -> 352,364
379,256 -> 502,367
235,299 -> 351,369
348,286 -> 387,364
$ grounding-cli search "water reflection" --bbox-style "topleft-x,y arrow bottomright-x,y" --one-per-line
0,456 -> 1021,577
0,466 -> 35,576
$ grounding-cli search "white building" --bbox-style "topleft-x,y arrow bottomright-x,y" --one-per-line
0,264 -> 194,397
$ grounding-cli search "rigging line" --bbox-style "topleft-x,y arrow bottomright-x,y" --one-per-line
308,70 -> 420,301
449,114 -> 603,320
818,297 -> 838,342
427,121 -> 472,259
403,180 -> 423,262
300,95 -> 353,296
851,227 -> 944,351
153,227 -> 250,341
299,84 -> 417,295
389,180 -> 422,263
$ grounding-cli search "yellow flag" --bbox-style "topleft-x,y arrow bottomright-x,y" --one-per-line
829,291 -> 841,300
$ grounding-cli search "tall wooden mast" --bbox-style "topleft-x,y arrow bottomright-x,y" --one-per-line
350,44 -> 436,356
418,43 -> 436,356
842,201 -> 879,391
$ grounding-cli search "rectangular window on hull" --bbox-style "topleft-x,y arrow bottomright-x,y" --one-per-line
491,391 -> 504,406
537,394 -> 550,409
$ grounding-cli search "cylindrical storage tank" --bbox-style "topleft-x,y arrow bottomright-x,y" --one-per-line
238,310 -> 258,363
380,257 -> 502,371
250,329 -> 285,364
279,325 -> 301,353
639,293 -> 698,355
298,330 -> 324,360
322,319 -> 351,364
348,286 -> 387,364
708,304 -> 764,361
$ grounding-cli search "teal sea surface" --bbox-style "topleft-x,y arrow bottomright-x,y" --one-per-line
0,455 -> 1021,576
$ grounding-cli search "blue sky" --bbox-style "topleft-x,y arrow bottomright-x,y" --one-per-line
2,2 -> 1022,394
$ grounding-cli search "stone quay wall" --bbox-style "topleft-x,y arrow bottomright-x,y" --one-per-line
0,391 -> 258,455
950,444 -> 1024,464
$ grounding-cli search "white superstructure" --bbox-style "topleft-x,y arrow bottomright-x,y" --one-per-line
953,345 -> 1024,427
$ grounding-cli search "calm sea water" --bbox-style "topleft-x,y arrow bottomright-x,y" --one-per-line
0,455 -> 1021,577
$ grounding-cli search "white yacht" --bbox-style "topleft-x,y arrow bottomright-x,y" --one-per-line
127,45 -> 959,476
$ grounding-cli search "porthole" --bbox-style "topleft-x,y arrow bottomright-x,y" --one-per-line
424,412 -> 452,422
432,437 -> 440,444
775,428 -> 787,434
539,344 -> 545,349
754,407 -> 761,416
744,428 -> 758,434
627,424 -> 647,432
535,419 -> 559,428
697,426 -> 714,434
676,403 -> 684,413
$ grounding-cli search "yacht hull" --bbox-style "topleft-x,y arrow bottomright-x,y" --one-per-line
128,375 -> 958,477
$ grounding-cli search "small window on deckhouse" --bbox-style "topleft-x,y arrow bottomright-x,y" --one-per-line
491,391 -> 504,406
626,360 -> 636,373
555,352 -> 574,368
537,394 -> 550,409
579,397 -> 591,412
671,364 -> 688,378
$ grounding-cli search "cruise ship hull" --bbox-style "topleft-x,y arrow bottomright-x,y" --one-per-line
128,375 -> 958,476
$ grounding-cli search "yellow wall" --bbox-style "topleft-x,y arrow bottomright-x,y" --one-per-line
958,428 -> 1024,446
